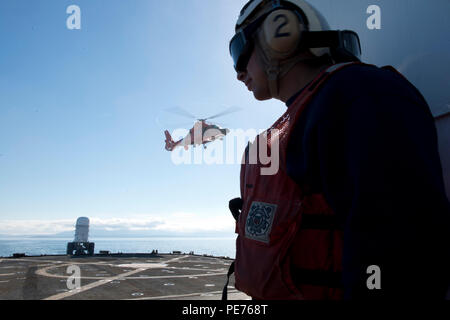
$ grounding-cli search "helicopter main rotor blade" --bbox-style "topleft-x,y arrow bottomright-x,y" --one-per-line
205,106 -> 242,121
170,121 -> 196,128
165,106 -> 197,119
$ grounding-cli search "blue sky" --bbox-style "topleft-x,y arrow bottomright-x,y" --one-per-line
0,0 -> 449,236
0,0 -> 288,236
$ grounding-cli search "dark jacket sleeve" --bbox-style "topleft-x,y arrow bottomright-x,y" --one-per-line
287,65 -> 450,299
317,68 -> 450,299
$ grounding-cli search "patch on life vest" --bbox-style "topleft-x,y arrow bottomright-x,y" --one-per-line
245,201 -> 277,243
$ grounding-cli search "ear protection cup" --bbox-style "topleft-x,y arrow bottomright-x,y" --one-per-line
258,9 -> 305,60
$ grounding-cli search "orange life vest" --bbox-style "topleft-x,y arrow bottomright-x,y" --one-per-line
234,62 -> 363,300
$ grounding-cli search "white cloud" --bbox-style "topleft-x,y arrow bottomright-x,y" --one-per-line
151,212 -> 233,233
0,212 -> 235,236
0,219 -> 75,236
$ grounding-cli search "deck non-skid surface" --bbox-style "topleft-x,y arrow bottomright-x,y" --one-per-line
0,254 -> 250,300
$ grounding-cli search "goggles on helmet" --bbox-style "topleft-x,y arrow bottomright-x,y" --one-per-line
230,0 -> 302,72
229,32 -> 253,73
230,0 -> 305,72
229,12 -> 269,72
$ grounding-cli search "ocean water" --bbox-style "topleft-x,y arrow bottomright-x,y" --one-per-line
0,237 -> 237,258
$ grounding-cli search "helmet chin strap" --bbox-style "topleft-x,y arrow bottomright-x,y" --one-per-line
266,61 -> 281,99
255,44 -> 324,99
254,44 -> 283,99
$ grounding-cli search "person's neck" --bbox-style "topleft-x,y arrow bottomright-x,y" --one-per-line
277,62 -> 331,103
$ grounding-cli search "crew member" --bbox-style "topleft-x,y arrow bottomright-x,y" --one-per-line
226,0 -> 450,300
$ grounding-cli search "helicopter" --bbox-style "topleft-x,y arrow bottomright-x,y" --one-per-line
163,106 -> 240,151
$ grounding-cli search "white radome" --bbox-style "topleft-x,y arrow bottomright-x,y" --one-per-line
74,217 -> 90,243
